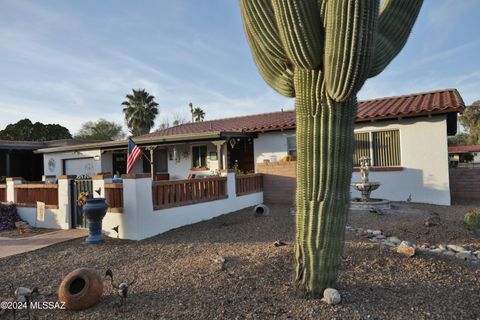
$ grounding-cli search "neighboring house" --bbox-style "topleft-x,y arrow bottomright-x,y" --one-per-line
0,139 -> 98,181
36,88 -> 464,205
448,145 -> 480,166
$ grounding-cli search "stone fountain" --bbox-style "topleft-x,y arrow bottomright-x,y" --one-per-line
350,156 -> 391,210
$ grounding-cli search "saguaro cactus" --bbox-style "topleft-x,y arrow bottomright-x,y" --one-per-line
240,0 -> 423,297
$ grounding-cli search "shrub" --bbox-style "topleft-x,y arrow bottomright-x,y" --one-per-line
464,209 -> 480,229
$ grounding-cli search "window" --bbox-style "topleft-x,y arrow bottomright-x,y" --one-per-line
287,136 -> 296,157
353,130 -> 401,166
192,145 -> 207,168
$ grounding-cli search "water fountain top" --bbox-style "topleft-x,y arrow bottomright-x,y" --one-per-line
350,156 -> 391,210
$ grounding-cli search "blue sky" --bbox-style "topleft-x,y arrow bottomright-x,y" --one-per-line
0,0 -> 479,134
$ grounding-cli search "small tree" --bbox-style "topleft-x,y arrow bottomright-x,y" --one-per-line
75,119 -> 125,141
459,101 -> 480,145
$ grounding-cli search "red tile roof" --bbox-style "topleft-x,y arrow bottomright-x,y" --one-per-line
448,145 -> 480,153
142,89 -> 464,138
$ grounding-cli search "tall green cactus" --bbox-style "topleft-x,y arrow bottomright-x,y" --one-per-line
240,0 -> 423,297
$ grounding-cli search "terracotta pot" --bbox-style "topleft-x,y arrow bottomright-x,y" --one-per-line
83,198 -> 108,244
58,268 -> 103,310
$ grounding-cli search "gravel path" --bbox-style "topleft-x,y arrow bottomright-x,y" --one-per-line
1,203 -> 479,319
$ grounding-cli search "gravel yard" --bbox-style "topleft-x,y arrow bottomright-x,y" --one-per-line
1,202 -> 479,320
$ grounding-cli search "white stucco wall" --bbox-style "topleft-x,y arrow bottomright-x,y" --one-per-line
15,178 -> 71,229
43,150 -> 103,177
101,172 -> 263,240
254,130 -> 295,168
166,143 -> 221,180
254,116 -> 451,205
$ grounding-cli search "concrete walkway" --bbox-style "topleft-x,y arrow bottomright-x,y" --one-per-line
0,229 -> 87,259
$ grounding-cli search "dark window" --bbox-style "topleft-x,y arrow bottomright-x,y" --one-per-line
192,145 -> 207,168
287,136 -> 296,157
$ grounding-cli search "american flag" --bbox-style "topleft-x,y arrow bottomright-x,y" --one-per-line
126,138 -> 142,174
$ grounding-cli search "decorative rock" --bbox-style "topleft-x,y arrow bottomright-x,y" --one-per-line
213,254 -> 226,271
372,230 -> 382,236
424,215 -> 440,227
443,250 -> 455,257
438,245 -> 447,251
321,288 -> 341,305
456,251 -> 471,260
382,241 -> 397,247
430,248 -> 444,254
447,245 -> 466,253
397,242 -> 416,257
376,235 -> 386,240
387,236 -> 401,245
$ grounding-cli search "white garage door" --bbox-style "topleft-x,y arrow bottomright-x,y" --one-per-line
64,158 -> 96,177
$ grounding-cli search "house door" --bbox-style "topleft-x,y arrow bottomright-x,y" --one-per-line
70,175 -> 93,229
154,148 -> 168,172
227,138 -> 255,173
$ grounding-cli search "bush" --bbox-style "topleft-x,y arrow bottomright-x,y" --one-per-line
464,209 -> 480,229
0,203 -> 22,231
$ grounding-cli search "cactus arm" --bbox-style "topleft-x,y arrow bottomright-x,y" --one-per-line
271,0 -> 324,69
324,0 -> 379,102
245,28 -> 295,97
368,0 -> 423,78
239,0 -> 287,62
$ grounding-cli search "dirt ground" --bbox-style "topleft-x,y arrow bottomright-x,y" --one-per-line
0,202 -> 479,320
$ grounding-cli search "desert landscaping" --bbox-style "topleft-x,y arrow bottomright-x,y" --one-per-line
1,202 -> 479,320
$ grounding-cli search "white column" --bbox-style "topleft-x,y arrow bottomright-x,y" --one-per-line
221,171 -> 236,199
6,177 -> 22,202
57,176 -> 72,229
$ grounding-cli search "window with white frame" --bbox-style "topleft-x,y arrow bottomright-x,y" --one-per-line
192,145 -> 207,168
353,130 -> 401,166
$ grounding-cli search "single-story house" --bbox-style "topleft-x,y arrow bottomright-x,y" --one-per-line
448,145 -> 480,166
35,88 -> 464,206
0,139 -> 98,181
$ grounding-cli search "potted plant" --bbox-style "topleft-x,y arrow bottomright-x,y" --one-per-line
78,192 -> 109,244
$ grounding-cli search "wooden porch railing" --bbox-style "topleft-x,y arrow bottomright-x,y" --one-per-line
105,183 -> 123,212
0,184 -> 6,202
14,184 -> 59,208
235,173 -> 263,196
152,177 -> 227,210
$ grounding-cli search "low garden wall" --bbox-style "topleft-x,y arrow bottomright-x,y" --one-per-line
449,167 -> 480,200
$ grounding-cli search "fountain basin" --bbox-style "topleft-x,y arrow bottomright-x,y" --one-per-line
350,198 -> 391,211
351,181 -> 381,193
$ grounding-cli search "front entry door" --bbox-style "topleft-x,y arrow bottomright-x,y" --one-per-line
70,175 -> 93,229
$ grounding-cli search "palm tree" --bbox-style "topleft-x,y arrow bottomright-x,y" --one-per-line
122,89 -> 159,136
192,107 -> 205,122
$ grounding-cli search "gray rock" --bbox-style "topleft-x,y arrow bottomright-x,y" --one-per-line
387,236 -> 401,244
430,248 -> 444,254
443,250 -> 455,257
372,230 -> 382,236
376,235 -> 386,240
447,244 -> 466,253
321,288 -> 341,305
381,241 -> 397,247
456,251 -> 471,260
438,245 -> 447,251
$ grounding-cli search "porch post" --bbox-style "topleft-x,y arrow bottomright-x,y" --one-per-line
150,148 -> 154,179
212,141 -> 226,170
5,150 -> 11,177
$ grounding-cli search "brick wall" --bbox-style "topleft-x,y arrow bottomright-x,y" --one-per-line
449,168 -> 480,200
256,161 -> 296,204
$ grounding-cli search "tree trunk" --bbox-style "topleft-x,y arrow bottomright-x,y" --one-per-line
294,68 -> 357,297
